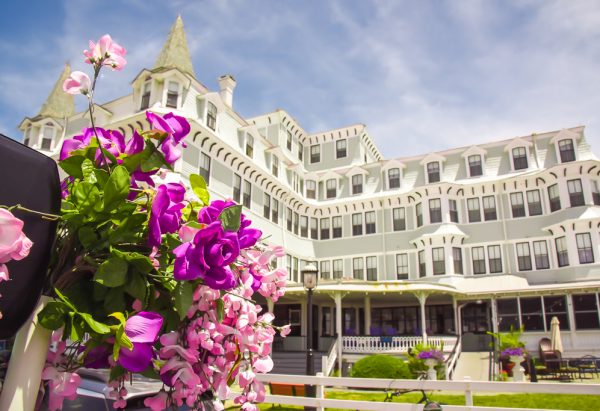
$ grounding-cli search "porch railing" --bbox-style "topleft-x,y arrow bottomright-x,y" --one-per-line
342,335 -> 458,354
321,337 -> 339,376
444,335 -> 462,380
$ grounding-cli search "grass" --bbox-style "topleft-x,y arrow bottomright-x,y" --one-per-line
235,390 -> 600,411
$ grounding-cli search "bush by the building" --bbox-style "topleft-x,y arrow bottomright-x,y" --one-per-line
350,354 -> 413,379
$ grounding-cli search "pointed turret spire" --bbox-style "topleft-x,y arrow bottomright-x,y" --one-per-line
154,15 -> 195,77
38,63 -> 75,118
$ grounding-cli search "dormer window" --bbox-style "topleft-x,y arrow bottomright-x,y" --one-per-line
286,130 -> 292,151
271,155 -> 279,177
140,81 -> 151,110
388,168 -> 400,189
351,174 -> 363,195
166,81 -> 179,108
310,144 -> 320,163
512,147 -> 528,170
558,139 -> 576,163
306,180 -> 316,199
427,162 -> 440,183
41,123 -> 54,151
336,139 -> 347,158
468,155 -> 483,177
245,135 -> 254,158
326,179 -> 336,198
207,102 -> 217,131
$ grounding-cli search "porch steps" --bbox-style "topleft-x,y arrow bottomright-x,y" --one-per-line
271,351 -> 326,375
451,352 -> 491,381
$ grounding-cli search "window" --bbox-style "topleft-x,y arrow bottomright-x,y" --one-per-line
300,216 -> 308,238
233,174 -> 241,203
286,208 -> 292,231
498,298 -> 520,332
292,257 -> 299,283
207,102 -> 217,131
429,199 -> 442,223
352,213 -> 363,236
516,242 -> 532,271
576,233 -> 594,264
472,247 -> 486,274
242,179 -> 251,208
558,139 -> 576,163
365,211 -> 376,234
467,198 -> 481,223
482,196 -> 497,221
555,236 -> 569,267
245,135 -> 254,158
263,193 -> 271,219
332,216 -> 342,238
392,207 -> 406,231
310,144 -> 320,163
572,294 -> 600,329
432,247 -> 445,275
140,81 -> 151,110
306,180 -> 316,199
352,257 -> 365,280
366,256 -> 377,281
592,181 -> 600,205
271,198 -> 279,223
286,130 -> 292,151
388,168 -> 400,189
488,245 -> 502,273
527,190 -> 542,216
512,147 -> 528,170
533,240 -> 550,269
271,155 -> 279,177
326,179 -> 336,199
418,250 -> 426,277
510,192 -> 526,218
396,254 -> 408,279
166,81 -> 179,108
293,212 -> 299,235
544,296 -> 570,330
468,155 -> 483,177
310,218 -> 318,239
548,184 -> 561,212
286,255 -> 292,280
199,153 -> 211,184
453,247 -> 463,274
449,199 -> 459,223
320,261 -> 331,280
320,218 -> 330,240
333,259 -> 343,279
298,142 -> 303,161
41,124 -> 53,150
427,162 -> 440,183
299,179 -> 304,195
520,297 -> 544,331
351,174 -> 363,195
415,203 -> 423,227
568,179 -> 584,207
23,127 -> 30,146
336,139 -> 347,158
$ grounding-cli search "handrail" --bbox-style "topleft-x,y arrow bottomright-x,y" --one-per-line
444,335 -> 461,380
321,337 -> 338,376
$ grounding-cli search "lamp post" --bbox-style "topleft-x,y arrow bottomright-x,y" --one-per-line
301,263 -> 318,410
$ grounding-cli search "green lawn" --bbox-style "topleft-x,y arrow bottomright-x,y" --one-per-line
239,390 -> 600,411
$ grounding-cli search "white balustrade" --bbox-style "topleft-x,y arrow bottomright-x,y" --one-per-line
341,335 -> 457,354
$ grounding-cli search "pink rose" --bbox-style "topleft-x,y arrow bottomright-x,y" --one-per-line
0,208 -> 33,281
63,71 -> 91,95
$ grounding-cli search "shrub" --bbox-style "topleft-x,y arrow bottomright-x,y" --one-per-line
351,355 -> 412,379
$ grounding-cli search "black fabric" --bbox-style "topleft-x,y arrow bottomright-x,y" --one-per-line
0,133 -> 60,338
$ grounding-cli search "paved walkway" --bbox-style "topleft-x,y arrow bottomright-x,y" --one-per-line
452,351 -> 491,381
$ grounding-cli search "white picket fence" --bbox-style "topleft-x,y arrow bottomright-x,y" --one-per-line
252,373 -> 600,411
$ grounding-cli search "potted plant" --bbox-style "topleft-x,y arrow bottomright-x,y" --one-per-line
488,327 -> 526,381
417,348 -> 445,380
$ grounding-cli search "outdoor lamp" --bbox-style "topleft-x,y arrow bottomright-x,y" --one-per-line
302,263 -> 318,290
301,263 -> 318,411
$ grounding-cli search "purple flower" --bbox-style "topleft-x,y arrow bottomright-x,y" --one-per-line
118,311 -> 163,372
173,221 -> 239,289
59,127 -> 125,165
83,345 -> 111,369
148,183 -> 186,247
146,111 -> 190,164
198,200 -> 262,250
501,347 -> 524,357
417,349 -> 444,362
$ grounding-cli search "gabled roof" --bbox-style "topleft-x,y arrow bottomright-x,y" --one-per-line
153,15 -> 195,78
461,145 -> 487,158
550,129 -> 581,144
37,63 -> 75,119
504,137 -> 533,152
419,152 -> 446,166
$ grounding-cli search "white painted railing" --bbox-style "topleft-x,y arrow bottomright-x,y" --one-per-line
342,335 -> 458,354
253,373 -> 599,411
445,338 -> 462,380
321,337 -> 338,376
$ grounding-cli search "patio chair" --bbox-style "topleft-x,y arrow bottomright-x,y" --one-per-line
571,355 -> 599,379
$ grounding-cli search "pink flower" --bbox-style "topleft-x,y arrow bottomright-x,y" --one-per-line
84,34 -> 127,70
144,391 -> 169,411
0,208 -> 33,281
280,325 -> 291,338
41,367 -> 81,411
62,71 -> 91,95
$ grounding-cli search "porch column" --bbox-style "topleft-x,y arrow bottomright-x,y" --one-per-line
490,297 -> 499,334
267,299 -> 274,313
364,294 -> 371,336
416,292 -> 428,343
452,297 -> 458,334
335,292 -> 343,374
566,294 -> 578,349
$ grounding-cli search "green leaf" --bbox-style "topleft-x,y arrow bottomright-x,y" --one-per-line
109,213 -> 148,245
112,249 -> 154,273
117,325 -> 133,350
216,299 -> 224,323
104,287 -> 126,313
219,205 -> 242,231
54,288 -> 77,312
103,166 -> 130,211
78,312 -> 110,334
94,256 -> 128,287
81,159 -> 96,184
190,174 -> 210,205
78,226 -> 98,248
124,272 -> 147,301
109,312 -> 127,326
173,281 -> 194,320
93,168 -> 110,187
59,155 -> 85,178
70,315 -> 85,341
37,301 -> 69,330
73,182 -> 101,213
109,365 -> 127,381
140,367 -> 161,380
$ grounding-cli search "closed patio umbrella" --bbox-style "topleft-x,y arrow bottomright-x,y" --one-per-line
550,316 -> 563,353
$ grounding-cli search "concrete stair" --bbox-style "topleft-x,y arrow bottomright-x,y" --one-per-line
271,351 -> 326,375
451,351 -> 491,381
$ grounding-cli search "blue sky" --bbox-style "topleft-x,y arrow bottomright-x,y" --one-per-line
1,0 -> 600,158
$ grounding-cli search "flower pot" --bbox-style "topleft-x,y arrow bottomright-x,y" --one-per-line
424,358 -> 438,381
509,355 -> 526,382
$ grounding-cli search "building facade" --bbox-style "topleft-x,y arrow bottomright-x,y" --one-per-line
20,17 -> 600,360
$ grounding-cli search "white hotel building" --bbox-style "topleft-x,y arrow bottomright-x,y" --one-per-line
19,17 -> 600,371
